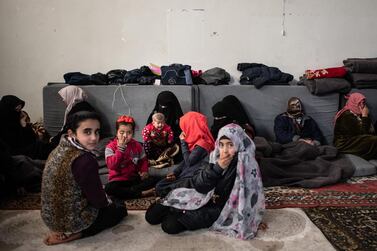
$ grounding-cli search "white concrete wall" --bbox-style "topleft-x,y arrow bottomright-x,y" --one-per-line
1,0 -> 377,120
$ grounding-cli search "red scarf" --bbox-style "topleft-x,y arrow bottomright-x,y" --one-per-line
179,111 -> 215,153
334,92 -> 366,125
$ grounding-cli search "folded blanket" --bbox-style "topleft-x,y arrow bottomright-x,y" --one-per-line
348,73 -> 377,89
305,67 -> 347,79
343,58 -> 377,74
300,77 -> 351,95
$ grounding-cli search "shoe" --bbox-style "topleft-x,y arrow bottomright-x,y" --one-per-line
151,162 -> 170,169
155,144 -> 180,163
166,144 -> 180,158
148,159 -> 157,166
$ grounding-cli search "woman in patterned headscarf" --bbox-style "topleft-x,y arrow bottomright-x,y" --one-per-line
50,86 -> 95,147
334,92 -> 377,160
146,123 -> 265,239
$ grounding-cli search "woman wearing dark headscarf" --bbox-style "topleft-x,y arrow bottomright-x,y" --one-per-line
147,91 -> 184,161
147,91 -> 183,142
211,95 -> 255,139
274,97 -> 324,145
0,95 -> 52,159
334,92 -> 377,160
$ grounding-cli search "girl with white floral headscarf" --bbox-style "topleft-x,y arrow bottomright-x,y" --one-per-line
145,123 -> 265,239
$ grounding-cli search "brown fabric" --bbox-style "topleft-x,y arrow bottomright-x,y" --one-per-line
334,111 -> 377,160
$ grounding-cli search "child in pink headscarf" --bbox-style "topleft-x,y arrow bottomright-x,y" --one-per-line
334,92 -> 377,160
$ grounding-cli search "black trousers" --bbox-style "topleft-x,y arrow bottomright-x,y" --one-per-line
145,202 -> 186,234
105,176 -> 159,199
82,204 -> 127,237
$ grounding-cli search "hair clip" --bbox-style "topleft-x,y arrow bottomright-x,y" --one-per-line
117,115 -> 135,124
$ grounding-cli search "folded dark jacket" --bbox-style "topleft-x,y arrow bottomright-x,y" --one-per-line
300,77 -> 351,95
238,63 -> 293,88
343,57 -> 377,74
64,72 -> 108,85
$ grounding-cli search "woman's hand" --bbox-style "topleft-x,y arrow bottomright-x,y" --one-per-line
166,173 -> 176,181
361,105 -> 369,117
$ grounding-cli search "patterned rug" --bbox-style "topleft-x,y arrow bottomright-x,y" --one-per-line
304,206 -> 377,251
0,194 -> 156,210
265,176 -> 377,209
1,176 -> 377,210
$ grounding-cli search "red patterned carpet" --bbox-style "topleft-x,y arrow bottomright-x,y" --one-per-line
1,176 -> 377,210
304,206 -> 377,251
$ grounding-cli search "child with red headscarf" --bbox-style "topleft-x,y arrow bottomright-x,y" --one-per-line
105,115 -> 158,203
334,92 -> 377,160
155,111 -> 215,197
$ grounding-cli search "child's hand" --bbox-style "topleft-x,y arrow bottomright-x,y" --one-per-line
166,173 -> 176,181
217,152 -> 234,170
140,172 -> 149,181
179,132 -> 186,140
117,135 -> 127,148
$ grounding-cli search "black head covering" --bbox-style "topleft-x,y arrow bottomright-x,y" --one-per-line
222,95 -> 251,125
211,101 -> 233,138
147,91 -> 184,141
211,95 -> 256,139
0,95 -> 25,129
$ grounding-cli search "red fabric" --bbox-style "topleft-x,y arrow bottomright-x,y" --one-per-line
191,69 -> 203,77
105,138 -> 148,182
179,111 -> 215,153
142,123 -> 174,145
334,92 -> 366,124
305,67 -> 347,79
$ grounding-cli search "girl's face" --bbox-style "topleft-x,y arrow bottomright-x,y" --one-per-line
69,119 -> 100,150
117,124 -> 134,144
219,138 -> 236,158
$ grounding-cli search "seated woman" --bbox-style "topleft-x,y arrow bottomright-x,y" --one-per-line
41,111 -> 127,245
0,95 -> 52,159
145,123 -> 265,239
146,91 -> 184,161
155,111 -> 215,197
274,97 -> 324,145
50,85 -> 95,147
211,95 -> 256,139
334,92 -> 377,160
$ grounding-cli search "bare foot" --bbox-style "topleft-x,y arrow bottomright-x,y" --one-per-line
43,232 -> 82,245
258,222 -> 268,231
141,188 -> 156,197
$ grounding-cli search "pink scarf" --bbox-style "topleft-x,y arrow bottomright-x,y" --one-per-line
334,92 -> 365,125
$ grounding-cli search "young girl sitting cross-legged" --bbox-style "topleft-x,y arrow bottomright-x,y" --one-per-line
41,111 -> 127,246
146,123 -> 266,239
105,115 -> 158,202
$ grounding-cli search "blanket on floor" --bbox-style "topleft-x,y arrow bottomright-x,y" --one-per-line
259,141 -> 355,188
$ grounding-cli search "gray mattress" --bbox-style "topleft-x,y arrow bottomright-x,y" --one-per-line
195,85 -> 339,144
43,84 -> 195,142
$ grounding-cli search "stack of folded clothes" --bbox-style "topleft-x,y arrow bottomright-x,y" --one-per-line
343,57 -> 377,89
298,66 -> 351,95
